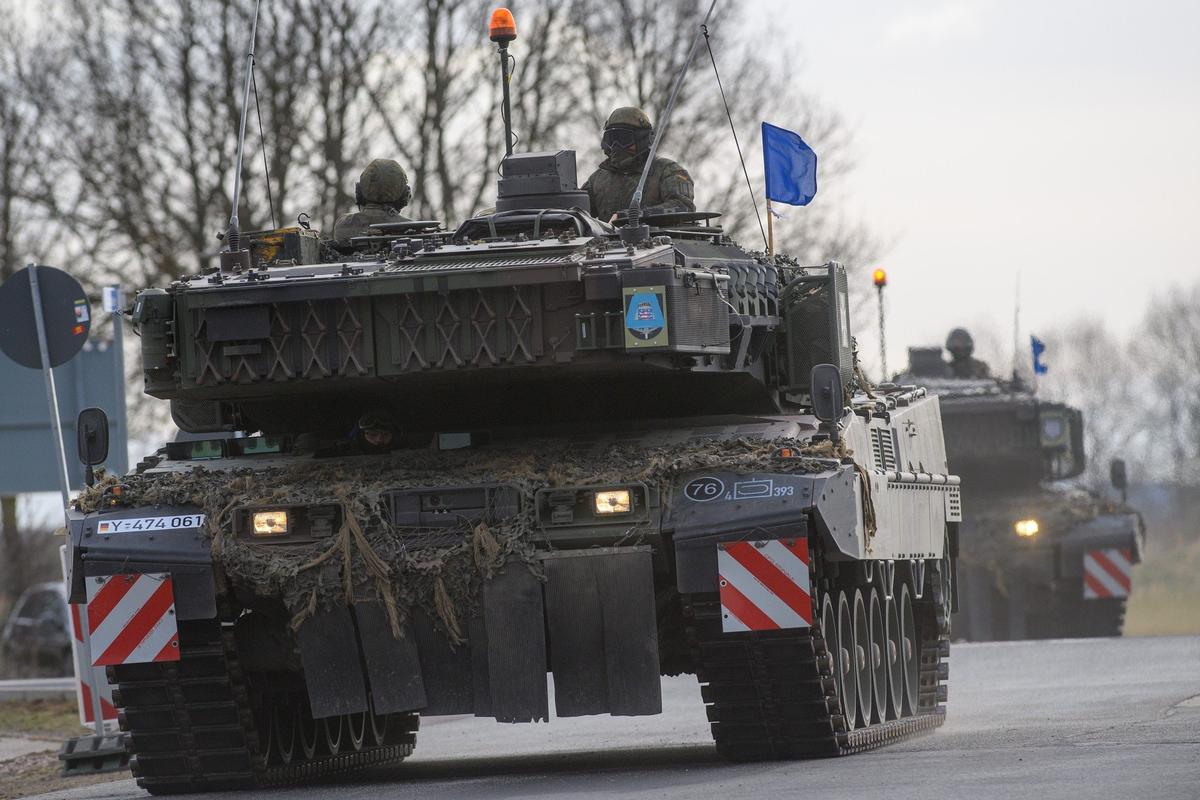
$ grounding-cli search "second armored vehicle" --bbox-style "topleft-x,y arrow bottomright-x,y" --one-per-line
901,337 -> 1142,640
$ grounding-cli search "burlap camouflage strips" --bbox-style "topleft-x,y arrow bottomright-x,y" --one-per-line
76,436 -> 843,643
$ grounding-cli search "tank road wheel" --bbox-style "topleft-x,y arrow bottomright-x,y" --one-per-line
884,594 -> 903,720
298,705 -> 319,760
899,583 -> 920,716
867,588 -> 887,724
835,590 -> 858,731
256,704 -> 274,766
909,560 -> 926,600
851,589 -> 872,728
819,594 -> 843,730
322,715 -> 343,756
346,712 -> 367,752
272,704 -> 298,766
368,703 -> 389,747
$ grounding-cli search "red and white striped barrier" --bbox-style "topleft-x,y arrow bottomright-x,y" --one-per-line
1083,547 -> 1133,600
68,604 -> 118,724
85,573 -> 181,666
717,538 -> 812,632
59,545 -> 117,728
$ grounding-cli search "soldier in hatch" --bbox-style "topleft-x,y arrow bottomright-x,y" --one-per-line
945,328 -> 991,379
333,159 -> 413,241
582,107 -> 695,222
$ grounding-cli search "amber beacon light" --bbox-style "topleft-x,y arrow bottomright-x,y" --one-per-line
489,8 -> 517,42
872,268 -> 888,288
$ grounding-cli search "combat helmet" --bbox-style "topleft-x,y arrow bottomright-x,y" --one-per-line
602,106 -> 654,160
355,159 -> 412,210
946,328 -> 975,359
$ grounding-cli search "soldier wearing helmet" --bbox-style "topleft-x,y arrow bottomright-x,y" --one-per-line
333,159 -> 413,241
945,328 -> 991,379
582,107 -> 695,222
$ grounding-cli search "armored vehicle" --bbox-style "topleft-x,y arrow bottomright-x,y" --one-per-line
901,343 -> 1142,640
60,10 -> 957,794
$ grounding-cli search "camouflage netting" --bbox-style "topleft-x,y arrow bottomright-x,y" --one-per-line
76,437 -> 844,642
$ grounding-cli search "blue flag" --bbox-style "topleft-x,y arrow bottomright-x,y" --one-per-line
1031,335 -> 1048,375
762,121 -> 818,206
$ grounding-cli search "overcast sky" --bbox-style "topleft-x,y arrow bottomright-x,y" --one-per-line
755,0 -> 1200,376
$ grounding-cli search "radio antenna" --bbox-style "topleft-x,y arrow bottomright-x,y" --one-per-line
222,0 -> 264,272
622,0 -> 718,244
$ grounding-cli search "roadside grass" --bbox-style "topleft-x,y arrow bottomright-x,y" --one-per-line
0,697 -> 86,739
1124,536 -> 1200,636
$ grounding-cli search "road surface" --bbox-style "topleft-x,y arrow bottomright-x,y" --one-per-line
29,635 -> 1200,800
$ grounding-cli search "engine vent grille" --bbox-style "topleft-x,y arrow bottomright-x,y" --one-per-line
871,427 -> 899,471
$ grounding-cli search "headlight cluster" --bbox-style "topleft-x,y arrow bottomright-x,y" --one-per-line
252,510 -> 290,536
540,485 -> 647,526
1014,518 -> 1040,538
238,505 -> 339,543
593,489 -> 632,515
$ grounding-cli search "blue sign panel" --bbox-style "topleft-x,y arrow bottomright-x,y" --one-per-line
0,336 -> 129,493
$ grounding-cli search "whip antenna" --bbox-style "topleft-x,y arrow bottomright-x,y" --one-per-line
623,0 -> 718,243
222,0 -> 264,272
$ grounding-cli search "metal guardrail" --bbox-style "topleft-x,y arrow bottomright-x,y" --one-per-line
0,677 -> 76,701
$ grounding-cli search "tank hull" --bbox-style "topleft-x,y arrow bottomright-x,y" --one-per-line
68,398 -> 955,792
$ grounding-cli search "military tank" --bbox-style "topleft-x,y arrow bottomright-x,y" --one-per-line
899,334 -> 1143,640
60,10 -> 957,794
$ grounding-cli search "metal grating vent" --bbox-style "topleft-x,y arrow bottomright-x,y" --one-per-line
871,427 -> 899,471
391,255 -> 566,274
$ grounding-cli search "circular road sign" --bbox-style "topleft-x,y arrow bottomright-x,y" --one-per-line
0,265 -> 92,369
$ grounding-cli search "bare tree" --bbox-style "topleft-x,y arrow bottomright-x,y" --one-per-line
1040,317 -> 1149,488
1138,282 -> 1200,484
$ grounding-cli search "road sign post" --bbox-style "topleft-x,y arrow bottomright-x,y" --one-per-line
0,265 -> 128,769
27,265 -> 75,515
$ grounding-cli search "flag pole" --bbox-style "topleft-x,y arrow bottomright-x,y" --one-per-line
766,198 -> 775,259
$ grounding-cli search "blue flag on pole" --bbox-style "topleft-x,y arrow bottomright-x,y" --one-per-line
762,121 -> 818,206
1031,335 -> 1048,375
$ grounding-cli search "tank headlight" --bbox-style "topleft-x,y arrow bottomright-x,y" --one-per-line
1014,518 -> 1039,538
594,489 -> 632,515
252,510 -> 290,536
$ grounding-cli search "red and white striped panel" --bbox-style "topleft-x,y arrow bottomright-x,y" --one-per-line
1083,548 -> 1133,600
85,573 -> 181,666
717,538 -> 812,633
69,603 -> 118,724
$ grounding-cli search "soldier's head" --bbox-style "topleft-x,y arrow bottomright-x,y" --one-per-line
601,107 -> 654,167
354,159 -> 412,210
945,328 -> 975,360
356,408 -> 397,453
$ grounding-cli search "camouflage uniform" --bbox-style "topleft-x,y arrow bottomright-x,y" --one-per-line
333,159 -> 413,240
582,107 -> 695,221
946,328 -> 991,379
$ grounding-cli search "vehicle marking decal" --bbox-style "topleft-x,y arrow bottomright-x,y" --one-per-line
85,573 -> 181,666
717,538 -> 812,632
96,514 -> 206,534
1083,547 -> 1133,599
684,476 -> 724,502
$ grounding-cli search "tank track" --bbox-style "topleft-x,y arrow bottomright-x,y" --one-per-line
109,619 -> 416,794
685,553 -> 949,760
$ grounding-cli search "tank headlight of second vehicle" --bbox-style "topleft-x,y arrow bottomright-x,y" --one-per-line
1014,518 -> 1040,538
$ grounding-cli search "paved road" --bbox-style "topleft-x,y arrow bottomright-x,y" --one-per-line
30,636 -> 1200,800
